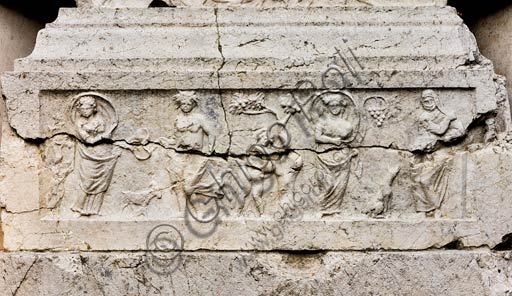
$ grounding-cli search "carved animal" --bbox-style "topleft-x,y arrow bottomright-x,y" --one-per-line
122,185 -> 163,216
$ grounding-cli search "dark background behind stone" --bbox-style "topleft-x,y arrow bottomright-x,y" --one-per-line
0,0 -> 510,24
448,0 -> 512,25
0,0 -> 75,23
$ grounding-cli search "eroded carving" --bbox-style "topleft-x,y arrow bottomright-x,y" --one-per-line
228,92 -> 274,117
68,92 -> 121,216
122,182 -> 164,216
411,154 -> 453,218
3,0 -> 512,257
364,165 -> 400,217
70,92 -> 118,145
315,149 -> 358,213
311,90 -> 360,146
72,145 -> 121,215
39,90 -> 477,220
364,96 -> 388,127
115,128 -> 157,160
42,135 -> 75,209
158,91 -> 216,154
238,147 -> 276,215
412,89 -> 465,152
484,117 -> 498,143
184,159 -> 228,222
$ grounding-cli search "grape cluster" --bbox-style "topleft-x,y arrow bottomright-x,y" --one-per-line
228,93 -> 265,115
368,108 -> 386,127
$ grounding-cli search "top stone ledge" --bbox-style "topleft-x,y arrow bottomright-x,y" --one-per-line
76,0 -> 447,8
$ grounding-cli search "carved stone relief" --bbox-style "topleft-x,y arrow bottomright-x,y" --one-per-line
122,182 -> 163,217
41,135 -> 75,209
1,5 -> 511,254
72,144 -> 121,215
70,93 -> 120,215
363,165 -> 400,218
1,6 -> 512,295
158,91 -> 217,154
412,89 -> 466,152
42,92 -> 169,216
70,92 -> 118,145
33,88 -> 484,221
315,149 -> 358,213
411,154 -> 452,217
364,96 -> 388,127
311,90 -> 361,147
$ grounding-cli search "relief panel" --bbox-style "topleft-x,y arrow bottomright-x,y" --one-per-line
37,89 -> 475,222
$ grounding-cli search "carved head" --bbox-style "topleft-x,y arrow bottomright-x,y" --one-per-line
76,96 -> 97,118
321,93 -> 347,116
174,91 -> 198,113
421,89 -> 438,112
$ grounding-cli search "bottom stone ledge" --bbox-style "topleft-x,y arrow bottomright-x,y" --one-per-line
1,250 -> 512,296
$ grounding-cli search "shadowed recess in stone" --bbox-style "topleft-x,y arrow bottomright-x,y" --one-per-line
0,0 -> 75,22
449,0 -> 511,25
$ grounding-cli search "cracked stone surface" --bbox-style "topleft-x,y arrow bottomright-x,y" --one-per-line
1,251 -> 512,295
76,0 -> 448,8
1,2 -> 512,294
1,5 -> 511,251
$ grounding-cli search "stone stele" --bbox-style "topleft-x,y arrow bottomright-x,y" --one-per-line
1,1 -> 512,295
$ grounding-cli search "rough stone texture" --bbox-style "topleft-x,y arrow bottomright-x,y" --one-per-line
471,4 -> 512,104
76,0 -> 448,8
0,251 -> 512,295
0,4 -> 45,250
1,2 -> 512,294
0,4 -> 44,144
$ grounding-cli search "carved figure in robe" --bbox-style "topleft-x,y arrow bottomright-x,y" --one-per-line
309,92 -> 358,212
314,92 -> 354,146
411,154 -> 452,217
413,89 -> 465,152
74,96 -> 107,144
184,159 -> 228,222
316,149 -> 358,213
70,93 -> 119,215
72,145 -> 120,215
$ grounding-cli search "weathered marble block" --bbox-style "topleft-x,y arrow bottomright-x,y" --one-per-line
75,0 -> 448,8
1,251 -> 512,295
1,5 -> 511,257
